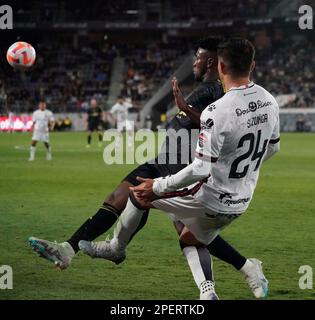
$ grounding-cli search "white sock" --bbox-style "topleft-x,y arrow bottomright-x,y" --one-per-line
240,259 -> 253,275
30,146 -> 35,159
111,198 -> 146,250
183,246 -> 209,289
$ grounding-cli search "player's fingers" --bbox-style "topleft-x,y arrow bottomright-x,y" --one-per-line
136,176 -> 149,183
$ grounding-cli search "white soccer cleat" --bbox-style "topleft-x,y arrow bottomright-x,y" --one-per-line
28,157 -> 34,161
79,239 -> 126,265
28,236 -> 75,270
241,258 -> 269,298
46,153 -> 52,161
199,280 -> 219,300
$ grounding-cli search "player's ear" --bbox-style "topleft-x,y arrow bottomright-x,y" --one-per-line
250,60 -> 256,73
206,57 -> 214,69
218,60 -> 224,75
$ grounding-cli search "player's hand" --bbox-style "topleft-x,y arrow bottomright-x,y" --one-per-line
131,190 -> 153,210
172,76 -> 189,112
130,177 -> 155,201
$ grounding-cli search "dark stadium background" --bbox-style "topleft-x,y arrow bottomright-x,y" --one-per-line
1,0 -> 315,303
1,0 -> 315,131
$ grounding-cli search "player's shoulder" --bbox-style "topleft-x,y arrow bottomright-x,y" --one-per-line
254,84 -> 279,109
200,95 -> 229,126
190,79 -> 223,101
202,93 -> 229,116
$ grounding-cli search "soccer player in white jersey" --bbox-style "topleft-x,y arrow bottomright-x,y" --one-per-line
82,38 -> 280,299
29,100 -> 55,161
110,96 -> 133,147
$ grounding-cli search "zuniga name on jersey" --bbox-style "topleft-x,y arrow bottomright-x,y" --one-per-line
235,100 -> 272,117
247,113 -> 268,128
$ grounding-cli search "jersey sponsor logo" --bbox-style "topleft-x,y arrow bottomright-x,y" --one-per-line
247,113 -> 268,128
219,192 -> 232,203
200,118 -> 214,130
207,104 -> 216,112
224,197 -> 250,206
236,100 -> 272,117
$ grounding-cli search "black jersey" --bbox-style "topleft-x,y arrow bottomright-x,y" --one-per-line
87,106 -> 103,124
155,79 -> 224,166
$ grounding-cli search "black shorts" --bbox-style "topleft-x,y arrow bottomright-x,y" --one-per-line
88,121 -> 101,131
123,160 -> 187,186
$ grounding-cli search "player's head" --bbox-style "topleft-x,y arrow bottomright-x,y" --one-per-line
217,38 -> 255,81
117,96 -> 124,104
193,36 -> 222,82
90,98 -> 98,108
38,99 -> 46,110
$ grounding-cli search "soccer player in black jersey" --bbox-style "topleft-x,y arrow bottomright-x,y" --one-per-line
28,37 -> 263,299
86,98 -> 103,148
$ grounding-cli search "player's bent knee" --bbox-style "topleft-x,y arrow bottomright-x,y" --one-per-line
179,229 -> 205,247
173,221 -> 185,236
104,181 -> 133,211
101,201 -> 122,217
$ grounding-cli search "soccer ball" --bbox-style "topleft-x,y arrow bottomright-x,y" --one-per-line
6,41 -> 36,70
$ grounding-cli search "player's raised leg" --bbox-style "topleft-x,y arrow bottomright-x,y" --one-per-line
28,180 -> 148,268
79,194 -> 147,263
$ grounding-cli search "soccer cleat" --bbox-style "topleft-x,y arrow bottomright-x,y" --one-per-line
241,258 -> 269,298
46,153 -> 52,161
199,280 -> 219,300
28,157 -> 34,161
86,144 -> 91,148
79,239 -> 126,265
28,236 -> 75,270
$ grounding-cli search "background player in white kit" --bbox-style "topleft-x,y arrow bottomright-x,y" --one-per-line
84,38 -> 280,299
110,96 -> 133,147
29,100 -> 55,161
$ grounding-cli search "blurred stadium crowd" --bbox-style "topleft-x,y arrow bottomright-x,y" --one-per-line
0,0 -> 314,120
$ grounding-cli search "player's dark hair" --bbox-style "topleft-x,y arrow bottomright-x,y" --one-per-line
217,38 -> 255,77
196,36 -> 222,52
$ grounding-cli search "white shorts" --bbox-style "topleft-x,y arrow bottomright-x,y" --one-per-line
152,195 -> 242,245
32,131 -> 49,143
117,120 -> 133,132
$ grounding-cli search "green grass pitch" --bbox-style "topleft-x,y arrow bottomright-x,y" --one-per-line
0,132 -> 315,300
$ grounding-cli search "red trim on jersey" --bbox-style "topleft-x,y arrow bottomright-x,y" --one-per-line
160,177 -> 209,199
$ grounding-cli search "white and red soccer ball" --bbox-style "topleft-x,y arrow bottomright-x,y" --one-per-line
6,41 -> 36,70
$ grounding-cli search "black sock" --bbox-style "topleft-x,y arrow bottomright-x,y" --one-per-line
98,134 -> 102,142
127,209 -> 149,244
87,135 -> 91,144
207,236 -> 246,270
67,203 -> 120,253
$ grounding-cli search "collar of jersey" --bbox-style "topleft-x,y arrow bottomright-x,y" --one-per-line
227,81 -> 255,92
